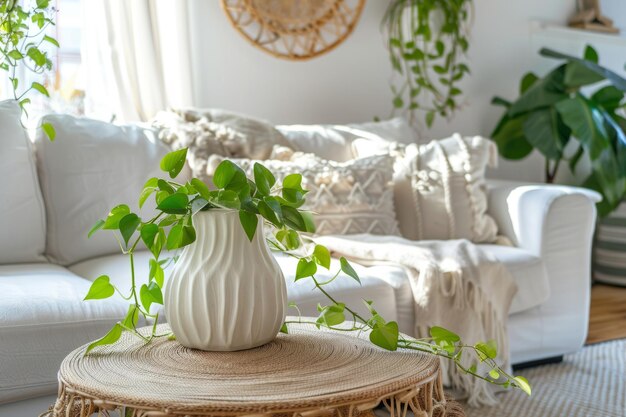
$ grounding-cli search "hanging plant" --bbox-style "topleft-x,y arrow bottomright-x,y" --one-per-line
381,0 -> 472,128
0,0 -> 58,140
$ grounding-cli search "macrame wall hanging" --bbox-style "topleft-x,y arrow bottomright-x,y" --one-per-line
221,0 -> 366,61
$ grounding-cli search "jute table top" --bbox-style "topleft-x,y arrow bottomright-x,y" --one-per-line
42,322 -> 465,417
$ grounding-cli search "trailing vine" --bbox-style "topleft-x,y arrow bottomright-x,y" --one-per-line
381,0 -> 472,128
0,0 -> 57,139
82,147 -> 531,397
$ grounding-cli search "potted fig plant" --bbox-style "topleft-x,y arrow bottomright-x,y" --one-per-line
491,45 -> 626,286
83,147 -> 530,396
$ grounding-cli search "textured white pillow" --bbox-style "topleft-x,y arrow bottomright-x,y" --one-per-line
35,115 -> 172,265
391,134 -> 499,243
0,100 -> 47,263
153,108 -> 288,185
209,150 -> 400,236
276,117 -> 417,162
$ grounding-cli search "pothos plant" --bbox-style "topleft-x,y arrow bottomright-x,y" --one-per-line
381,0 -> 472,128
1,0 -> 57,140
83,148 -> 531,396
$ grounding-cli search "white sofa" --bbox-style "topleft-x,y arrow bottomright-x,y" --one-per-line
0,105 -> 600,416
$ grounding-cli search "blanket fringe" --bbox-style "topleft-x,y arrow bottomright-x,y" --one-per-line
416,271 -> 509,408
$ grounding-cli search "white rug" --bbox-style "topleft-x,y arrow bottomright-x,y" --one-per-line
376,340 -> 626,417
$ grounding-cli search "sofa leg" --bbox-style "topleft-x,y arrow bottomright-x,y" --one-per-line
513,355 -> 564,370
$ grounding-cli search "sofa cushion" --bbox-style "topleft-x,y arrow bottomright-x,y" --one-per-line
69,250 -> 400,329
35,115 -> 172,265
479,244 -> 550,314
276,117 -> 417,162
0,100 -> 46,264
0,263 -> 128,403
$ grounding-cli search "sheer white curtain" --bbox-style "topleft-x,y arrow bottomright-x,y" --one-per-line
82,0 -> 194,122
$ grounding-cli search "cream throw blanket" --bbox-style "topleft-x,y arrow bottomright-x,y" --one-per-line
314,234 -> 517,407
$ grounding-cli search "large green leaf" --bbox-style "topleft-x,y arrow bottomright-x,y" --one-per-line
156,193 -> 188,215
601,110 -> 626,176
119,213 -> 140,246
253,163 -> 276,196
591,86 -> 624,113
556,96 -> 623,208
522,107 -> 570,160
281,205 -> 307,231
540,48 -> 626,92
85,324 -> 123,354
160,148 -> 187,179
340,257 -> 360,284
313,245 -> 331,269
84,275 -> 115,300
508,65 -> 567,117
370,321 -> 399,351
475,339 -> 498,361
238,210 -> 258,241
166,224 -> 196,250
584,45 -> 599,64
430,326 -> 461,344
295,258 -> 317,281
519,72 -> 539,94
258,198 -> 283,228
513,376 -> 532,396
103,205 -> 131,230
316,303 -> 345,328
556,96 -> 611,161
140,281 -> 163,311
491,114 -> 534,160
213,160 -> 248,191
564,61 -> 605,88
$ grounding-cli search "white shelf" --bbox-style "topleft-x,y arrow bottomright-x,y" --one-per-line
530,20 -> 626,47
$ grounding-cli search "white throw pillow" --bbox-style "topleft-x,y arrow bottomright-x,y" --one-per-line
153,108 -> 289,186
355,134 -> 499,242
209,149 -> 401,236
35,115 -> 172,266
0,100 -> 47,263
276,117 -> 417,162
391,134 -> 499,243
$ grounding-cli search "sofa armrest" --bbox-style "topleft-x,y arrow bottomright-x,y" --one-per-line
486,179 -> 601,256
487,179 -> 600,357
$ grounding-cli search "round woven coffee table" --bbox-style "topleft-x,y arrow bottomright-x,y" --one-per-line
42,322 -> 465,417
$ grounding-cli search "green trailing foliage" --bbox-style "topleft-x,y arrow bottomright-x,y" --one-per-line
0,0 -> 58,140
381,0 -> 472,128
492,46 -> 626,217
82,147 -> 529,395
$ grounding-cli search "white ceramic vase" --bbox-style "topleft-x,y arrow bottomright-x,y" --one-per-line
164,210 -> 287,351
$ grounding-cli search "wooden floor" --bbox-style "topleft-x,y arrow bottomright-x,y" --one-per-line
586,284 -> 626,344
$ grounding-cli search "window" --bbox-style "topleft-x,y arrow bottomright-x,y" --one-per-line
0,0 -> 84,126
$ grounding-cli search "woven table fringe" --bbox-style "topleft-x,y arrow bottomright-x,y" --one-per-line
40,379 -> 464,417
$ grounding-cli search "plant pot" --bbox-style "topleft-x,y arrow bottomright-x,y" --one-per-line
594,201 -> 626,287
164,210 -> 287,351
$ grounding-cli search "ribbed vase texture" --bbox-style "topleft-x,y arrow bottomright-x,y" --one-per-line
164,210 -> 287,351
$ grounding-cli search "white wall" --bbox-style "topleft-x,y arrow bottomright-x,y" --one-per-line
187,0 -> 626,182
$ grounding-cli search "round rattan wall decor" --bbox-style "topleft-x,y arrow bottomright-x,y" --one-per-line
221,0 -> 366,60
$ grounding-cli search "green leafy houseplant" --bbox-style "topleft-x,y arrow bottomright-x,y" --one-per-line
492,46 -> 626,216
381,0 -> 472,128
84,148 -> 530,396
1,0 -> 57,140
